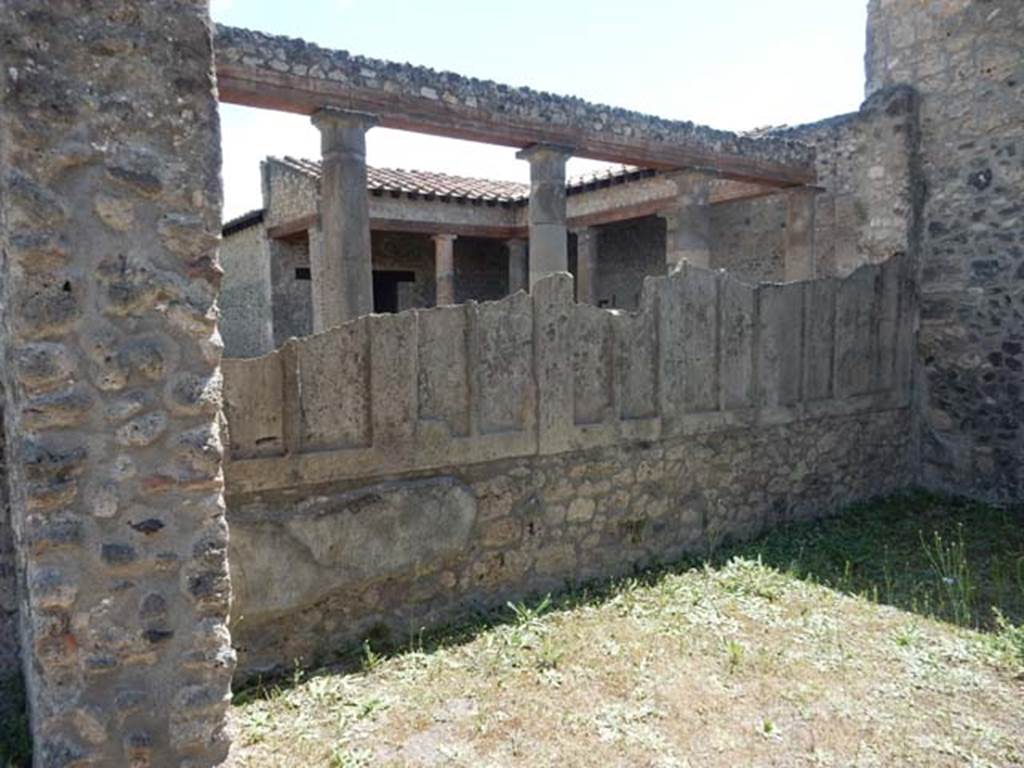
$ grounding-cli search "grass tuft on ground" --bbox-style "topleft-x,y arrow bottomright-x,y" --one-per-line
229,491 -> 1024,767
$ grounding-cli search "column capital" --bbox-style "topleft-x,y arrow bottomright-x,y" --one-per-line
432,233 -> 458,244
515,142 -> 574,163
310,106 -> 379,132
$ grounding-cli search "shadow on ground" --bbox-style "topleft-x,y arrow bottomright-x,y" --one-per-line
236,489 -> 1024,704
722,490 -> 1024,631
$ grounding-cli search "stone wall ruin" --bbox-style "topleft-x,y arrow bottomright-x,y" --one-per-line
866,0 -> 1024,501
223,258 -> 915,675
0,2 -> 233,764
0,0 -> 1021,764
711,85 -> 920,283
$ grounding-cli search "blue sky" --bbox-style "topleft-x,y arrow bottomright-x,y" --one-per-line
213,0 -> 868,219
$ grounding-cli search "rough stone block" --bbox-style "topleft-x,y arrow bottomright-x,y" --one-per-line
719,273 -> 755,410
222,356 -> 285,459
571,304 -> 613,426
613,289 -> 658,421
230,477 -> 476,623
476,291 -> 535,435
298,317 -> 372,451
417,304 -> 470,437
759,282 -> 805,408
680,265 -> 719,413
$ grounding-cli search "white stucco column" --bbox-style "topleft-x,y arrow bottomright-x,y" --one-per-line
506,238 -> 528,294
664,170 -> 714,271
572,226 -> 598,304
433,233 -> 457,306
516,143 -> 572,288
310,107 -> 378,330
784,187 -> 817,282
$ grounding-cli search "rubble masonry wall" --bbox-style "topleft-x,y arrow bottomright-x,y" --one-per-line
866,0 -> 1024,501
0,2 -> 234,764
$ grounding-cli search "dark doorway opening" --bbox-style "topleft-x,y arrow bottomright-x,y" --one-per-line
373,270 -> 416,314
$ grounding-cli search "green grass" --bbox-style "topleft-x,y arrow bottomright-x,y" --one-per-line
729,490 -> 1024,633
5,490 -> 1021,766
230,490 -> 1024,767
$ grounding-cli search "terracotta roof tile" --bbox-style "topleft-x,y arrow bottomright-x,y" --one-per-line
270,156 -> 654,204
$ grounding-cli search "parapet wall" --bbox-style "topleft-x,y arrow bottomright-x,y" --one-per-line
223,258 -> 913,493
223,258 -> 915,676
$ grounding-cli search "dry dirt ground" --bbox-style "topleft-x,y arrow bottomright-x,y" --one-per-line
227,494 -> 1024,768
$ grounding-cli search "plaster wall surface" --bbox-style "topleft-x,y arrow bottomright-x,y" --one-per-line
454,237 -> 509,304
221,223 -> 274,357
711,198 -> 786,282
594,217 -> 666,310
0,2 -> 234,763
781,86 -> 919,279
373,231 -> 437,310
866,0 -> 1024,501
270,237 -> 314,346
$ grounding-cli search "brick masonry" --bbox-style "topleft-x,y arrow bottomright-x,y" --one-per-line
866,0 -> 1024,502
0,2 -> 234,765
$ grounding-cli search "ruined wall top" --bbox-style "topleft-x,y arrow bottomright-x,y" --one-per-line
214,25 -> 816,184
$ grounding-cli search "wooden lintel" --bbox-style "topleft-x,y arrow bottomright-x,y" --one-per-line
268,213 -> 524,241
266,214 -> 316,240
215,64 -> 816,187
370,218 -> 523,240
566,185 -> 794,229
265,183 -> 803,242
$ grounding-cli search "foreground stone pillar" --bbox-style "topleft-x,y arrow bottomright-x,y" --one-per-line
664,171 -> 713,270
433,234 -> 457,306
784,187 -> 817,282
573,227 -> 598,304
0,2 -> 234,765
516,144 -> 572,287
311,107 -> 378,329
506,238 -> 528,294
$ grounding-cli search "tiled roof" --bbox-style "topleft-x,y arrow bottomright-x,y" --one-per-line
222,208 -> 265,236
270,156 -> 655,204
